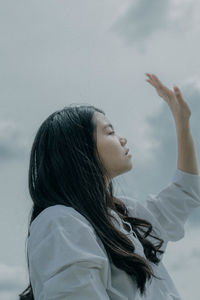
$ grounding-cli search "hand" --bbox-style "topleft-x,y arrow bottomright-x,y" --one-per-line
145,73 -> 191,127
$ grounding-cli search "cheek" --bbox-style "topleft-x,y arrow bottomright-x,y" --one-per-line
96,133 -> 121,158
100,139 -> 121,159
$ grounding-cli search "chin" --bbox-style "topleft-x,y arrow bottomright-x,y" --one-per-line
127,164 -> 133,172
126,160 -> 133,171
120,163 -> 133,176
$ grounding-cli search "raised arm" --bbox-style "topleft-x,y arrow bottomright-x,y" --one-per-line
145,73 -> 199,175
176,122 -> 199,175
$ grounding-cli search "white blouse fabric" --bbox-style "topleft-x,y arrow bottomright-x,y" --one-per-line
27,168 -> 200,300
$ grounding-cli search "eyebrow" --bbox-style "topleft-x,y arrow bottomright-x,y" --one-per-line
103,123 -> 114,130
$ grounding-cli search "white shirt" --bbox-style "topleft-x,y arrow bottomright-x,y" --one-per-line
27,168 -> 200,299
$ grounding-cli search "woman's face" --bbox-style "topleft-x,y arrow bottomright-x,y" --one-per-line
94,111 -> 133,180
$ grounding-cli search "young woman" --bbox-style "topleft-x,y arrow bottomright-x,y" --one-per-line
19,74 -> 200,299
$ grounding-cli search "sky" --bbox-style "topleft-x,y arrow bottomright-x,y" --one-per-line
0,0 -> 200,299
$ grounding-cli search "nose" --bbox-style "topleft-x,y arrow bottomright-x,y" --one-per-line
120,137 -> 127,145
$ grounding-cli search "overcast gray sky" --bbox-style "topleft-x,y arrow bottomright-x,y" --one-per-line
1,0 -> 200,299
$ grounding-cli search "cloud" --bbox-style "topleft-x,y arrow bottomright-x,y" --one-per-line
0,120 -> 28,162
110,0 -> 197,49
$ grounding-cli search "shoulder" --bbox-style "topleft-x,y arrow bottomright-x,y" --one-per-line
27,205 -> 110,292
29,204 -> 96,241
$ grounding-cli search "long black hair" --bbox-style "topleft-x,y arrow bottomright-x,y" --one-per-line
19,104 -> 164,299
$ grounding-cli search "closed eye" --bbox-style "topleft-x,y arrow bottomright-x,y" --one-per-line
109,131 -> 115,135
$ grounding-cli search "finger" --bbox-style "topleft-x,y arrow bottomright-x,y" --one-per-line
148,74 -> 165,90
146,79 -> 154,87
173,86 -> 184,102
146,79 -> 152,83
145,73 -> 154,81
151,74 -> 164,87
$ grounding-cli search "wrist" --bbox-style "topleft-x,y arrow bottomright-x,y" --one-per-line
175,120 -> 191,133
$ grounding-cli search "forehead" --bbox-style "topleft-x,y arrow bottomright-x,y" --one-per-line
94,111 -> 112,129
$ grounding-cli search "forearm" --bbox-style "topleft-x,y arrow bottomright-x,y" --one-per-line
176,122 -> 199,175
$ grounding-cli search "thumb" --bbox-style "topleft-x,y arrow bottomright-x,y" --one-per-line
173,86 -> 184,102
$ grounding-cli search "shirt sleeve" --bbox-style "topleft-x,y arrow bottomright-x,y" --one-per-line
144,168 -> 200,242
27,209 -> 110,300
117,169 -> 200,260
